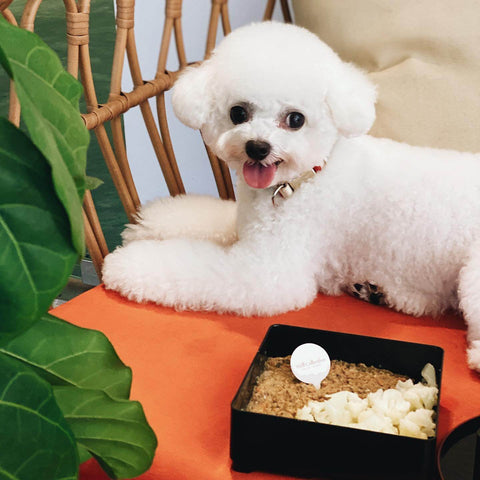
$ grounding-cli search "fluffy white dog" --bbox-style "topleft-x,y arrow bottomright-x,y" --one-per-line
103,22 -> 480,370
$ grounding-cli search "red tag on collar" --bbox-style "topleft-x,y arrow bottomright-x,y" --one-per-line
313,166 -> 323,173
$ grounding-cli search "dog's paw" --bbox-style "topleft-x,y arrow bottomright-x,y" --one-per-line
467,340 -> 480,372
349,282 -> 386,306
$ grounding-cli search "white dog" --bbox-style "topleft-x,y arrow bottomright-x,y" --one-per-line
103,22 -> 480,371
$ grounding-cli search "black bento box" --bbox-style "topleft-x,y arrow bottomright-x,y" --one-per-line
230,324 -> 444,480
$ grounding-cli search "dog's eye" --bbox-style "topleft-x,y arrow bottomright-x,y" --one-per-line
230,105 -> 249,125
286,112 -> 305,130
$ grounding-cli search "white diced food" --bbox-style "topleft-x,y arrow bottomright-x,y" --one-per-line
294,363 -> 437,439
399,418 -> 427,439
312,408 -> 330,424
324,403 -> 352,426
357,408 -> 375,423
307,400 -> 330,424
321,392 -> 350,425
309,400 -> 326,418
396,379 -> 415,391
421,363 -> 437,387
368,389 -> 411,426
356,410 -> 398,434
398,381 -> 438,410
346,396 -> 369,421
404,409 -> 436,438
416,385 -> 438,410
400,387 -> 423,410
296,406 -> 315,422
326,391 -> 368,425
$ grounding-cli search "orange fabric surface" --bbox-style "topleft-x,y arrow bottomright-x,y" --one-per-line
52,286 -> 480,480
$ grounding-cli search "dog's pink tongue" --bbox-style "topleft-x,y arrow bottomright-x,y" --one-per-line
243,162 -> 277,189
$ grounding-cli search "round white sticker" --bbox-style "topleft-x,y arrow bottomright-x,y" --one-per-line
290,343 -> 331,389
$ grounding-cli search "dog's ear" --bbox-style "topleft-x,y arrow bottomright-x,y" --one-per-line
326,62 -> 377,137
171,61 -> 214,130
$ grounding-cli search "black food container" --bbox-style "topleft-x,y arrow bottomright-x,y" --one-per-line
231,324 -> 444,480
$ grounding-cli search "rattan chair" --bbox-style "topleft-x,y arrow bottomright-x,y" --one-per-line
1,0 -> 292,279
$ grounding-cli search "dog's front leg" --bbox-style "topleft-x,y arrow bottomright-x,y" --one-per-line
102,237 -> 318,316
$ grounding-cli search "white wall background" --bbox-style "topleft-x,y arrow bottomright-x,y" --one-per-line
120,0 -> 286,203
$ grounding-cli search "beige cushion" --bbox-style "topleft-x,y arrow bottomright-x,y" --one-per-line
292,0 -> 480,152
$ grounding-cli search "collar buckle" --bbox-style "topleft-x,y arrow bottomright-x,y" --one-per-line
272,183 -> 294,206
271,166 -> 322,206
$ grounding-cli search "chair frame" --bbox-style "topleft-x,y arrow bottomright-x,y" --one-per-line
1,0 -> 292,278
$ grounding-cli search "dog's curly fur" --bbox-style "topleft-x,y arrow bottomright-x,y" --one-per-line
103,22 -> 480,371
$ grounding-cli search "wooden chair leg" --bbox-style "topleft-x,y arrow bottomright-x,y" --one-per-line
83,208 -> 105,281
83,191 -> 108,280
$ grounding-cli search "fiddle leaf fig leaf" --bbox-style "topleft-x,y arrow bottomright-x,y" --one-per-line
0,118 -> 77,336
54,387 -> 157,480
85,175 -> 103,191
0,313 -> 132,399
0,17 -> 157,480
78,445 -> 92,465
0,16 -> 89,255
0,353 -> 78,480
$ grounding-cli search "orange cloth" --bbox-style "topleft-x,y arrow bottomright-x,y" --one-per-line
53,286 -> 480,480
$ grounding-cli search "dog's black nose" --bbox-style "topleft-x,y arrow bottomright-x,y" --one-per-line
245,140 -> 271,161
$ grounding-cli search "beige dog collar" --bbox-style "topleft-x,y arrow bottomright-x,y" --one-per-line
271,163 -> 325,206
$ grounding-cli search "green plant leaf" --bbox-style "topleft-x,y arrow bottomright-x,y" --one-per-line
54,386 -> 157,480
0,353 -> 78,480
0,313 -> 132,399
78,445 -> 92,465
0,119 -> 78,335
0,16 -> 89,255
85,175 -> 104,191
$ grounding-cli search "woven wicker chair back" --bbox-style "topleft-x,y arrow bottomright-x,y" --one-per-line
1,0 -> 291,278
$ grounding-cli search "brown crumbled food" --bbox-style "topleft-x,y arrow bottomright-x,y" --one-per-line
246,357 -> 408,418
